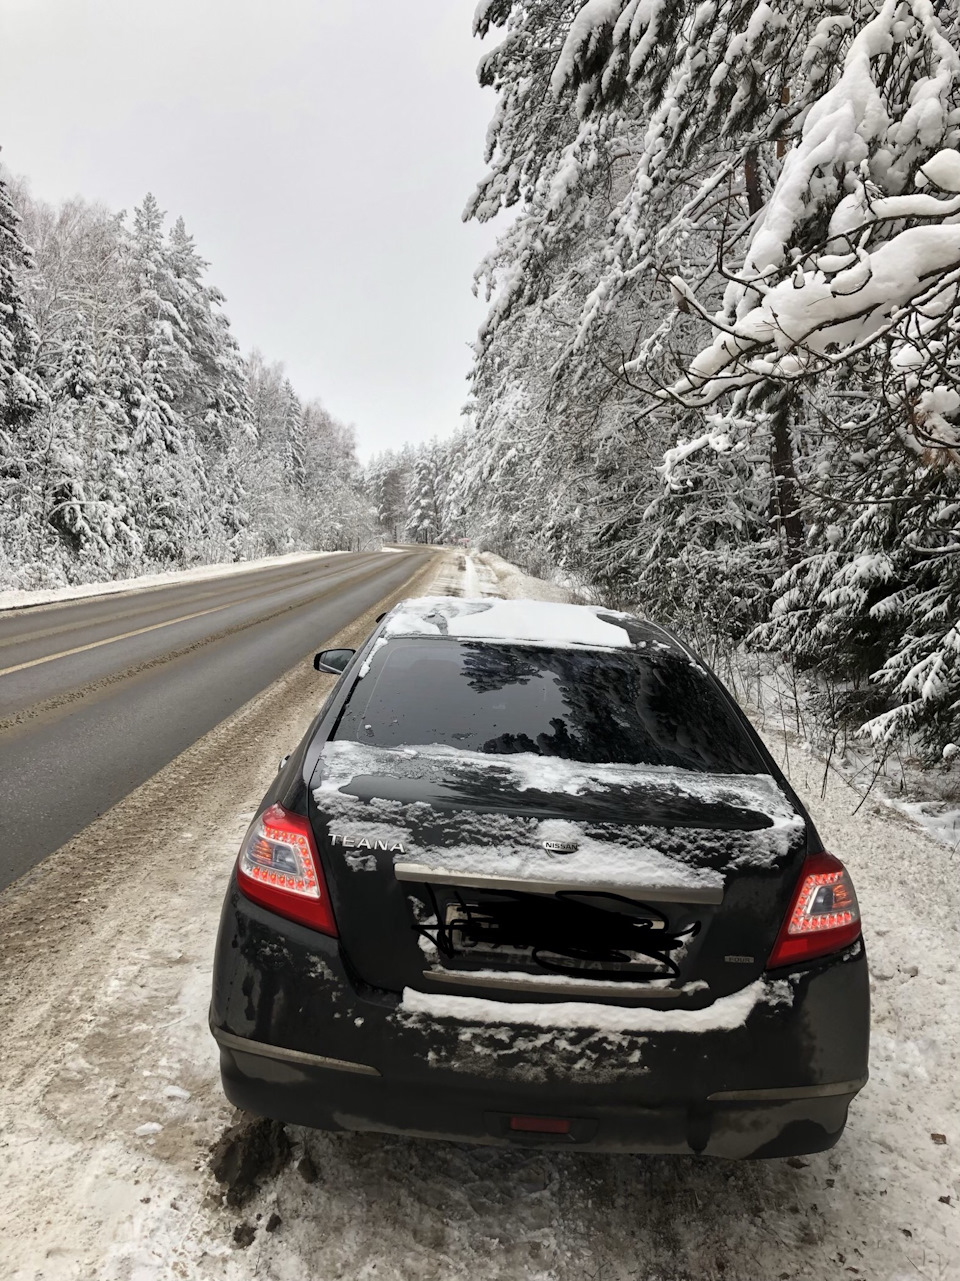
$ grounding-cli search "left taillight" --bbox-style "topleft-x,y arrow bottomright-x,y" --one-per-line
236,803 -> 337,936
767,851 -> 861,968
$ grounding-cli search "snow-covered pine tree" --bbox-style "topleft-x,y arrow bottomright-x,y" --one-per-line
758,382 -> 960,759
405,445 -> 444,545
0,164 -> 45,429
9,197 -> 141,580
0,160 -> 48,583
243,350 -> 293,554
435,429 -> 470,549
42,317 -> 99,566
165,216 -> 251,458
280,379 -> 306,491
366,450 -> 411,543
126,194 -> 206,564
300,401 -> 368,548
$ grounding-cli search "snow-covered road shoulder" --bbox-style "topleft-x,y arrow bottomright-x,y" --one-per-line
1,548 -> 957,1281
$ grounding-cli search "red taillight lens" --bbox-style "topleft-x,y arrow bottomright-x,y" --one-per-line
767,852 -> 861,968
509,1116 -> 571,1134
236,804 -> 337,936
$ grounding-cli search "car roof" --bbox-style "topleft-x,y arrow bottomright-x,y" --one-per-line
381,596 -> 683,653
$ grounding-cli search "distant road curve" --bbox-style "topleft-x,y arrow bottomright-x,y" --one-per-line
0,549 -> 433,891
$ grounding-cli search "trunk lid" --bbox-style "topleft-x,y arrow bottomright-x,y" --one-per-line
310,742 -> 807,1006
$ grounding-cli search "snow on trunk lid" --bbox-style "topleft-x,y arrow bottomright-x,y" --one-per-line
311,744 -> 806,1003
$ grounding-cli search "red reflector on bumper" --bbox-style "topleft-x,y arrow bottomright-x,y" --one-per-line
509,1115 -> 571,1134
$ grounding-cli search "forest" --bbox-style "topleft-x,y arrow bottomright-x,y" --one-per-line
371,0 -> 960,763
7,0 -> 960,760
0,178 -> 374,589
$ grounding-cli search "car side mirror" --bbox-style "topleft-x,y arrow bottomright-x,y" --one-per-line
314,648 -> 355,674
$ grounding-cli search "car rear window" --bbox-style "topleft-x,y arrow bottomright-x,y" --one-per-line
333,639 -> 763,775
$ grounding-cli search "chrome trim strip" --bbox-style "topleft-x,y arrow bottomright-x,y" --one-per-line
420,969 -> 686,998
707,1076 -> 868,1102
394,862 -> 723,905
212,1027 -> 380,1077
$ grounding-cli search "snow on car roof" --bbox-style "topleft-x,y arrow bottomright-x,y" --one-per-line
382,596 -> 651,649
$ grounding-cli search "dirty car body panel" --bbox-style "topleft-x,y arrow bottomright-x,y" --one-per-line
210,598 -> 869,1158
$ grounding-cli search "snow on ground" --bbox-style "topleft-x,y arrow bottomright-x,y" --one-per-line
478,550 -> 581,603
462,552 -> 482,598
1,549 -> 958,1281
424,549 -> 582,605
0,549 -> 357,612
728,653 -> 960,859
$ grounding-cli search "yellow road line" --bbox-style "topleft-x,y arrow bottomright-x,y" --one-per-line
0,600 -> 239,679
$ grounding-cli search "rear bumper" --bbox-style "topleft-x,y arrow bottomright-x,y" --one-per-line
213,1024 -> 864,1157
211,886 -> 870,1158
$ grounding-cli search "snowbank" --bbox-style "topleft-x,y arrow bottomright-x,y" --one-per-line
478,550 -> 582,603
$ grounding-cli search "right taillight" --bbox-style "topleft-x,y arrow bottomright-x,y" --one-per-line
236,803 -> 337,936
767,852 -> 861,968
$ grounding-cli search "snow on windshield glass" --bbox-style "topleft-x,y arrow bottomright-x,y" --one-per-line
334,638 -> 763,774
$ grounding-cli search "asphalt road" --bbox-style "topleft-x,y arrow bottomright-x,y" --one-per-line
0,549 -> 432,891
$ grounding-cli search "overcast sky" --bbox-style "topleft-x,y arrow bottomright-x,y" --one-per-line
1,0 -> 500,458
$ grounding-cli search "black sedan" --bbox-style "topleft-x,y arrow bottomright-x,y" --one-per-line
210,597 -> 868,1158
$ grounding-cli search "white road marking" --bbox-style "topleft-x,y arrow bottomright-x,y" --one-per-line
0,600 -> 239,679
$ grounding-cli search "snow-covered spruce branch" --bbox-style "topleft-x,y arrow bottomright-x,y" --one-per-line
654,243 -> 960,410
